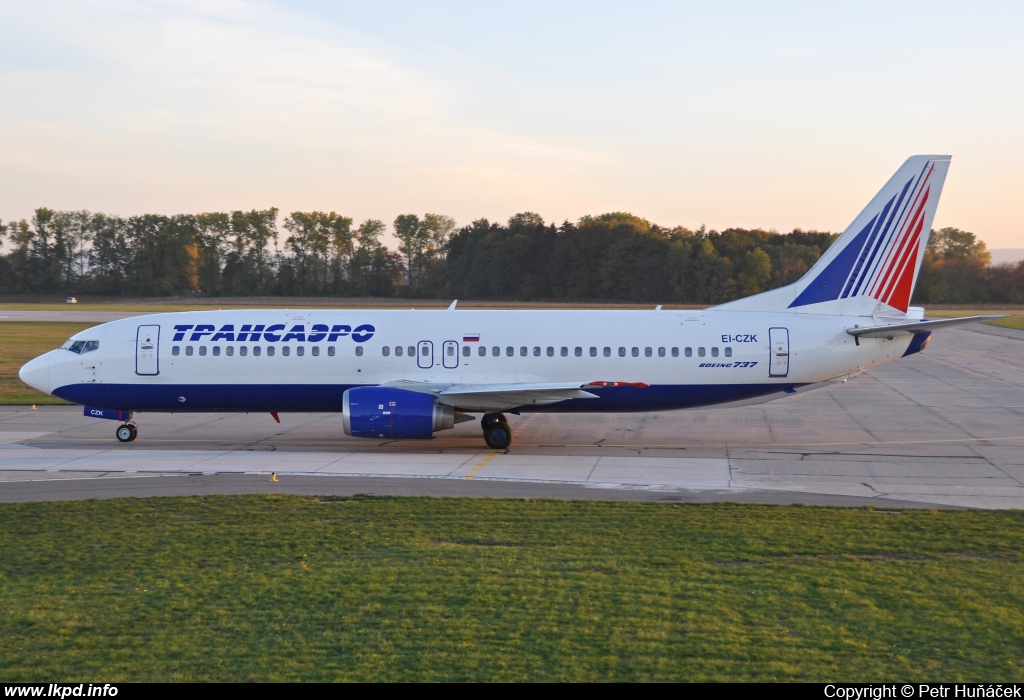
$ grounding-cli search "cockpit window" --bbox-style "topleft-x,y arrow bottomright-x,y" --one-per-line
63,339 -> 99,354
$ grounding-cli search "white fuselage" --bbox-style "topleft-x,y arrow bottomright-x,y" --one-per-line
21,308 -> 915,415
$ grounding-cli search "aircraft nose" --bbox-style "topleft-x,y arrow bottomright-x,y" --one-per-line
19,353 -> 52,395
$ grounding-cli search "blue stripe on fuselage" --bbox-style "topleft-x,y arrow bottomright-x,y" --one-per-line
52,382 -> 803,414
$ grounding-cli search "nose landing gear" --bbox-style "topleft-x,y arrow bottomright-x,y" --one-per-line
481,412 -> 512,450
116,422 -> 138,443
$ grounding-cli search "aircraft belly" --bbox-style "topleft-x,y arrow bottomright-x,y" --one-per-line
52,381 -> 801,414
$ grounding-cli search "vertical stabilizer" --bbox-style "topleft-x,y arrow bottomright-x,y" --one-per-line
715,155 -> 950,316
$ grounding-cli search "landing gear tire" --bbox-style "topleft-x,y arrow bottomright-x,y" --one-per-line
116,424 -> 134,443
128,425 -> 138,441
483,422 -> 513,450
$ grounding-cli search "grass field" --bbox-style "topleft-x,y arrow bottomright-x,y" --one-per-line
0,322 -> 91,404
0,495 -> 1022,681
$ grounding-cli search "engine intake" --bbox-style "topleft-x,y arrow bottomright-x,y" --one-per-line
343,387 -> 456,439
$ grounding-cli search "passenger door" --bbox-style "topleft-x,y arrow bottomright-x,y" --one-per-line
768,327 -> 789,377
136,325 -> 160,376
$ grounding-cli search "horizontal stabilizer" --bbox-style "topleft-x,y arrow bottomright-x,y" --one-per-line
846,315 -> 1006,338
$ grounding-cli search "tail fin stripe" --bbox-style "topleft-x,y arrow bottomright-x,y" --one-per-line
883,211 -> 927,310
878,187 -> 930,302
880,188 -> 929,302
848,175 -> 914,297
786,215 -> 878,307
867,163 -> 930,297
842,193 -> 896,298
870,163 -> 934,298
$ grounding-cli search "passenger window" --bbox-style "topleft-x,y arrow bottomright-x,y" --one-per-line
239,346 -> 248,357
589,347 -> 597,357
603,347 -> 611,357
644,347 -> 652,357
547,347 -> 554,357
226,346 -> 234,357
631,347 -> 639,357
658,347 -> 665,357
447,346 -> 455,357
199,346 -> 207,356
328,346 -> 336,357
395,346 -> 403,357
172,346 -> 180,356
185,346 -> 194,356
478,346 -> 486,357
711,347 -> 719,357
724,347 -> 732,357
212,346 -> 221,357
533,346 -> 541,356
671,347 -> 679,357
296,346 -> 304,357
492,346 -> 500,357
311,346 -> 319,357
619,347 -> 626,357
574,347 -> 582,357
407,346 -> 415,357
506,346 -> 514,357
267,346 -> 275,357
463,346 -> 471,357
422,346 -> 429,356
560,347 -> 568,357
382,346 -> 390,356
253,346 -> 261,357
698,347 -> 705,357
519,346 -> 527,357
685,347 -> 692,357
282,346 -> 290,357
355,346 -> 363,357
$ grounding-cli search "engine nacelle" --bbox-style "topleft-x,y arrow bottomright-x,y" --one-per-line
343,387 -> 455,439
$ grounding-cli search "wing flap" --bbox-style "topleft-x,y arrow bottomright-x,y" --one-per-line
377,380 -> 602,411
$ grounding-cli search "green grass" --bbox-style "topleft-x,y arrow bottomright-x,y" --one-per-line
927,307 -> 1024,330
0,322 -> 91,404
1,495 -> 1022,681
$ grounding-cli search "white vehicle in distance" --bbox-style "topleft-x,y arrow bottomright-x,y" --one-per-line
65,297 -> 78,304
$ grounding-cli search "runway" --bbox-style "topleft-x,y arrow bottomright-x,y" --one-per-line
1,324 -> 1022,508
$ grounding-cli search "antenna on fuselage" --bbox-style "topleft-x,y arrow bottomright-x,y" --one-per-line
447,300 -> 458,310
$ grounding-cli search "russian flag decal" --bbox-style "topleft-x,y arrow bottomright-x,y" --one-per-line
463,334 -> 480,343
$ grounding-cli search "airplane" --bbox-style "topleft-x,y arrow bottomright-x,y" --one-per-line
19,155 -> 1003,450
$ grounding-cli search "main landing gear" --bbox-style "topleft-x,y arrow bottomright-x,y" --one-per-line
116,422 -> 138,443
481,413 -> 512,450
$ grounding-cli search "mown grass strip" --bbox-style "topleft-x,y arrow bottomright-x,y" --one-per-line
0,495 -> 1022,682
0,322 -> 92,405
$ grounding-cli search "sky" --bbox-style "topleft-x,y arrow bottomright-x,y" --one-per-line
1,0 -> 1022,248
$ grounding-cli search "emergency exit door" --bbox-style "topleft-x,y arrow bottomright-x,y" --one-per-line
136,325 -> 160,376
442,340 -> 459,369
417,340 -> 433,369
768,327 -> 789,377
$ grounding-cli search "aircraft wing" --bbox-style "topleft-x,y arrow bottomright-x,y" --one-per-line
377,379 -> 613,412
846,315 -> 1006,339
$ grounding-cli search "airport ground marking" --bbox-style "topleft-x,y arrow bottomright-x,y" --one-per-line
465,450 -> 500,479
942,347 -> 1024,374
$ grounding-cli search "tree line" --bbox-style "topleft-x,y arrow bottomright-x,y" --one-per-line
0,208 -> 1019,304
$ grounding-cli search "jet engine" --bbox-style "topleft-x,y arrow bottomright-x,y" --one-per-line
343,387 -> 464,439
